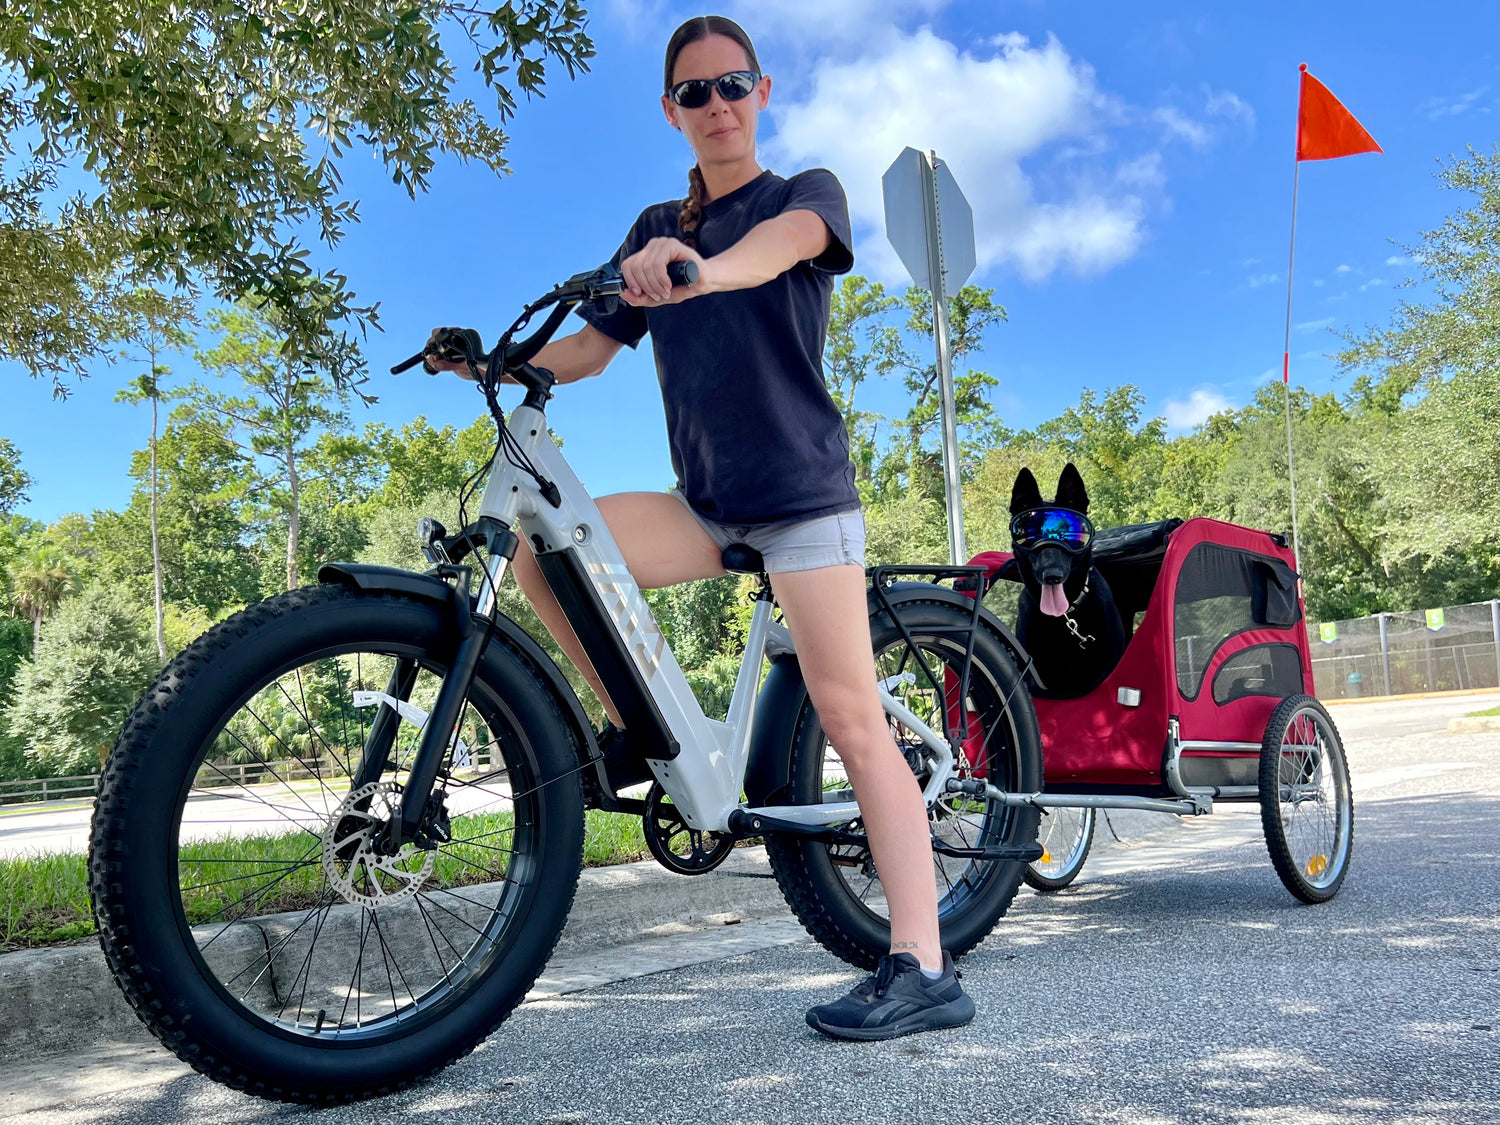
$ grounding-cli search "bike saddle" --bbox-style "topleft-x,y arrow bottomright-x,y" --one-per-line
721,543 -> 764,574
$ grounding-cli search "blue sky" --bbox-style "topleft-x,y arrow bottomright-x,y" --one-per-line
5,0 -> 1496,524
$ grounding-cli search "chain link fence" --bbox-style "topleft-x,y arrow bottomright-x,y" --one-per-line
1308,600 -> 1500,700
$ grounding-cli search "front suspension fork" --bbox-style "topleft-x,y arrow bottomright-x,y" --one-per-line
375,527 -> 518,852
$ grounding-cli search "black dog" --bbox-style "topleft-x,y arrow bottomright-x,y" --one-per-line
1010,464 -> 1128,698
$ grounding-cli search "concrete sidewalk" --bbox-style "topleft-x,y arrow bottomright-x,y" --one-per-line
0,809 -> 1179,1072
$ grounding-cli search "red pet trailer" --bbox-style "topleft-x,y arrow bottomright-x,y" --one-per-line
953,516 -> 1353,902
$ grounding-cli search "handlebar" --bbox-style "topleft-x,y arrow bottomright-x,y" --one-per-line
389,260 -> 699,379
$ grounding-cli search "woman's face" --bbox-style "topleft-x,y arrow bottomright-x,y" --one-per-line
662,33 -> 770,167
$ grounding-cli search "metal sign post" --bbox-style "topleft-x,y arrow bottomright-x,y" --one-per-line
882,147 -> 977,566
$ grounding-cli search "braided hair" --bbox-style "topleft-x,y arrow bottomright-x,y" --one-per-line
663,15 -> 760,248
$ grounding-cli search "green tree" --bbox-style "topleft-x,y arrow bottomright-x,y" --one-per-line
1,2 -> 595,385
1337,147 -> 1500,578
5,582 -> 158,773
113,288 -> 196,659
93,412 -> 261,617
823,276 -> 901,487
0,438 -> 31,515
191,304 -> 350,593
876,285 -> 1009,506
9,558 -> 73,649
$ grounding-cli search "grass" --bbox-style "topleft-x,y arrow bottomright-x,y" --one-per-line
1466,706 -> 1500,717
1,807 -> 652,954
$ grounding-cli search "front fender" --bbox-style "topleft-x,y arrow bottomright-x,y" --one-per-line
317,562 -> 604,795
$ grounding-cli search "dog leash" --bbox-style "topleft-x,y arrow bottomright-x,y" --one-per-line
1060,576 -> 1096,648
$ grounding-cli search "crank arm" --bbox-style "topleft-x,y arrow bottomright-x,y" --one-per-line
726,808 -> 868,848
930,838 -> 1044,862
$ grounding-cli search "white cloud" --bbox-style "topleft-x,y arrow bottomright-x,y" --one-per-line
733,0 -> 951,46
1294,317 -> 1334,333
1116,152 -> 1165,189
601,0 -> 674,40
765,29 -> 1148,282
1163,388 -> 1234,431
1419,88 -> 1488,120
1359,276 -> 1387,291
1384,254 -> 1409,266
1334,263 -> 1352,273
1246,272 -> 1278,288
1152,106 -> 1211,146
1205,87 -> 1255,126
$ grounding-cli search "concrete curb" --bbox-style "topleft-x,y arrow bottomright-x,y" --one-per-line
1447,715 -> 1500,733
0,812 -> 1180,1067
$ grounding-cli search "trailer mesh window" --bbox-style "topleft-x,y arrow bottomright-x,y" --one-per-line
1175,544 -> 1300,699
1211,643 -> 1304,705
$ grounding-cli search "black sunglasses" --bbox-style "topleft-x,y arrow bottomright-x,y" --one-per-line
666,70 -> 761,109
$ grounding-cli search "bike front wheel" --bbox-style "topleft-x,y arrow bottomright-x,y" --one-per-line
89,584 -> 586,1104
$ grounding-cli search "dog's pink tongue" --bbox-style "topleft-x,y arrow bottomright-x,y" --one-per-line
1040,583 -> 1070,617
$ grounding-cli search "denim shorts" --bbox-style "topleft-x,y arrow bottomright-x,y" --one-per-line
668,487 -> 866,574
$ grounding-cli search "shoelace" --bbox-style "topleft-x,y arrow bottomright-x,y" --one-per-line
872,956 -> 900,998
864,956 -> 963,999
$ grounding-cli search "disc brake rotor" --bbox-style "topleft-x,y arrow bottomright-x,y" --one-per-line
321,781 -> 436,907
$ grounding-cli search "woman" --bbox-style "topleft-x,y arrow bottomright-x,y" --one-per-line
436,15 -> 974,1041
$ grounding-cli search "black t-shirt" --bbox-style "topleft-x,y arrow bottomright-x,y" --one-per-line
579,168 -> 860,526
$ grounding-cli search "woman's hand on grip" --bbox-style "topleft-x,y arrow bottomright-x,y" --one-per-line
621,237 -> 707,306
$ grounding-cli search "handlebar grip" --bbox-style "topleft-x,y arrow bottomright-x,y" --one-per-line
390,351 -> 428,375
668,260 -> 698,287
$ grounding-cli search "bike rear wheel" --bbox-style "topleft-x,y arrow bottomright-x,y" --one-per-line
766,599 -> 1042,968
89,584 -> 585,1104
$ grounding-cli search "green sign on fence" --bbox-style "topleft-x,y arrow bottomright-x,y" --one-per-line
1319,622 -> 1338,643
1426,608 -> 1445,631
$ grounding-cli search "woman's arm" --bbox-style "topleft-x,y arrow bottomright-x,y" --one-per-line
621,210 -> 832,305
424,322 -> 623,384
529,323 -> 625,384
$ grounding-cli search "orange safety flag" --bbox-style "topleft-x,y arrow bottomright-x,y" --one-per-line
1296,64 -> 1382,161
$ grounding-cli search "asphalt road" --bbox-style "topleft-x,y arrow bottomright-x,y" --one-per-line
2,693 -> 1496,1124
1,691 -> 1492,859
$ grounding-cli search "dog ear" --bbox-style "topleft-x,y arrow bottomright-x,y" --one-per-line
1011,467 -> 1044,515
1055,462 -> 1089,513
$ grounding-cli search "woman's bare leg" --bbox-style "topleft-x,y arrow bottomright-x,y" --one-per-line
508,491 -> 725,726
768,562 -> 943,971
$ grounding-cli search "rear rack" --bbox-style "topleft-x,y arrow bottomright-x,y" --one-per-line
866,564 -> 993,753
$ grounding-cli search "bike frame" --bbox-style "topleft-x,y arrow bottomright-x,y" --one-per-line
466,398 -> 960,835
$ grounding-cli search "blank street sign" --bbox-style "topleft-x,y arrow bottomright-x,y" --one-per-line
881,147 -> 976,298
882,147 -> 932,290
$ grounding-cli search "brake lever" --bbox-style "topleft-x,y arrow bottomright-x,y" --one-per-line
390,328 -> 485,376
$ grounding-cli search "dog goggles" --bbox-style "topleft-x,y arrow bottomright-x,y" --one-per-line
666,70 -> 761,109
1010,507 -> 1095,553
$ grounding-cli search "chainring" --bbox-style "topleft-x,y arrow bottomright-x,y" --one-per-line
642,782 -> 735,875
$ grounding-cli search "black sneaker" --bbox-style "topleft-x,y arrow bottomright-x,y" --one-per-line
806,951 -> 975,1041
597,722 -> 653,792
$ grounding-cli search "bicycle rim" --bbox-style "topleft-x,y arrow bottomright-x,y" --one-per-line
171,641 -> 544,1043
817,633 -> 1025,923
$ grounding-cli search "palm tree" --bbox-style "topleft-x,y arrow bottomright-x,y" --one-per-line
11,564 -> 73,649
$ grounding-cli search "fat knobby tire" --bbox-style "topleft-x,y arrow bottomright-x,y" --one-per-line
766,599 -> 1043,969
88,583 -> 586,1104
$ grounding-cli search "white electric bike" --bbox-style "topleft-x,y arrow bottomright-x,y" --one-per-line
90,264 -> 1043,1103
